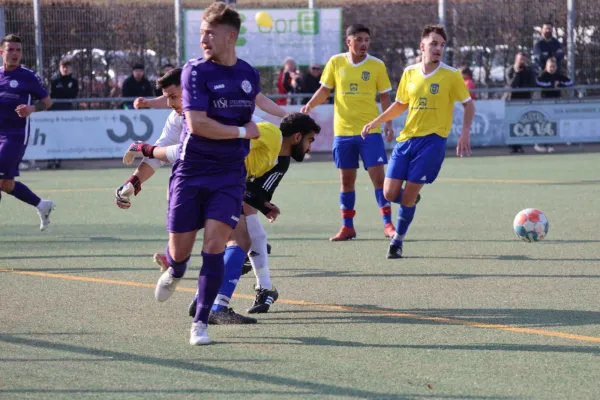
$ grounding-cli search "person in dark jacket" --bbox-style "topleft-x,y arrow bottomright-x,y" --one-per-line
298,63 -> 324,105
49,59 -> 78,111
533,22 -> 565,73
537,56 -> 573,98
505,52 -> 537,153
121,64 -> 154,109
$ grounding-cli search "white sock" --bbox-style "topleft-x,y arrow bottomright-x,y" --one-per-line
245,214 -> 272,290
213,294 -> 230,308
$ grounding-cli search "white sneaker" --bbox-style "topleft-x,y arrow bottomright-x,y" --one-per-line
36,200 -> 55,231
534,144 -> 547,153
547,146 -> 555,153
154,270 -> 181,302
190,322 -> 211,345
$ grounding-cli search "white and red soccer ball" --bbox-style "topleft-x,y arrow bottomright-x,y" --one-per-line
513,208 -> 549,242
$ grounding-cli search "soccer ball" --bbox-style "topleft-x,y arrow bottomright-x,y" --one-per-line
513,208 -> 549,242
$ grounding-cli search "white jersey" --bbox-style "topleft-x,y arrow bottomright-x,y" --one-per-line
142,110 -> 183,170
143,112 -> 265,170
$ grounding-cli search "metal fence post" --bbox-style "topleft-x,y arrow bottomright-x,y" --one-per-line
33,0 -> 43,76
567,0 -> 575,82
309,0 -> 316,64
175,0 -> 182,66
439,0 -> 446,63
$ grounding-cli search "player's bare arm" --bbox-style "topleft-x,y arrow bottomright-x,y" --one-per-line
185,110 -> 260,140
378,92 -> 395,142
361,102 -> 408,139
134,95 -> 168,110
15,96 -> 52,118
255,93 -> 287,118
457,100 -> 475,157
301,85 -> 332,113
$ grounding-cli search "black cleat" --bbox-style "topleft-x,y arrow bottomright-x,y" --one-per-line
247,286 -> 279,314
241,243 -> 272,276
188,294 -> 198,317
416,194 -> 421,205
387,243 -> 403,259
208,308 -> 257,325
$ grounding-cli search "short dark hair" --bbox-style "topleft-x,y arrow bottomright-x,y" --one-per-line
421,24 -> 447,42
203,2 -> 242,32
161,63 -> 175,72
346,24 -> 370,37
460,65 -> 472,78
59,58 -> 72,67
132,63 -> 144,71
1,34 -> 22,47
156,67 -> 182,90
280,113 -> 321,138
543,21 -> 554,27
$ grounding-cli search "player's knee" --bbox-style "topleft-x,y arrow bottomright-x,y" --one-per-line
383,186 -> 399,202
1,179 -> 15,193
230,230 -> 251,253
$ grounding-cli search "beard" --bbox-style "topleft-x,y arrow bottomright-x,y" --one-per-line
291,143 -> 307,162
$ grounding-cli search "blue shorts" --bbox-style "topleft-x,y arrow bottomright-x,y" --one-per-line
332,134 -> 387,170
0,135 -> 26,180
386,134 -> 447,184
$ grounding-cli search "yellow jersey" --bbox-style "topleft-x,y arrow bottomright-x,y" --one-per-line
320,53 -> 392,136
395,62 -> 471,142
246,121 -> 282,179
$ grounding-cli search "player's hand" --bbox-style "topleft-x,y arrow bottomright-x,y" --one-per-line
300,104 -> 312,114
123,142 -> 156,165
243,122 -> 261,139
15,104 -> 34,118
384,121 -> 394,142
456,130 -> 472,157
263,202 -> 280,223
115,177 -> 141,209
133,97 -> 150,109
361,122 -> 375,139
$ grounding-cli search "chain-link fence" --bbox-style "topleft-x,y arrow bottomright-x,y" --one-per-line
3,0 -> 599,102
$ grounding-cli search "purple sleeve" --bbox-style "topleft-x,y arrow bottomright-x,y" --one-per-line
30,73 -> 49,100
181,63 -> 209,113
254,68 -> 261,94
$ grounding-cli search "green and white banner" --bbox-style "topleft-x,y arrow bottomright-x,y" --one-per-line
184,8 -> 342,67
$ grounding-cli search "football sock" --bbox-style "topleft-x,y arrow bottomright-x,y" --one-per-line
194,251 -> 225,324
212,245 -> 246,312
246,214 -> 272,290
391,205 -> 416,246
375,188 -> 392,225
165,246 -> 189,278
9,181 -> 41,207
340,191 -> 356,229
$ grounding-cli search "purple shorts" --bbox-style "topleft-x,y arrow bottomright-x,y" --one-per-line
167,170 -> 246,233
0,135 -> 26,180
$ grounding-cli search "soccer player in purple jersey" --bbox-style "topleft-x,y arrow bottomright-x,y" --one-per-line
0,34 -> 55,230
153,2 -> 262,345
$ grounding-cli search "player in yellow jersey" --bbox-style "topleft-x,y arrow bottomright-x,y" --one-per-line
301,24 -> 397,241
361,24 -> 475,259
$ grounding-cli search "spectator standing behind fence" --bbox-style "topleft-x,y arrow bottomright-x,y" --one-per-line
533,57 -> 573,153
505,52 -> 537,154
460,65 -> 476,100
298,63 -> 324,105
533,22 -> 565,73
49,59 -> 78,111
276,57 -> 300,105
121,64 -> 154,109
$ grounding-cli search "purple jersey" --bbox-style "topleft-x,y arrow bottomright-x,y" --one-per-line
0,66 -> 48,140
179,57 -> 260,175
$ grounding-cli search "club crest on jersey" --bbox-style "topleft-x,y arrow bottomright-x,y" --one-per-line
430,83 -> 439,94
362,71 -> 370,81
9,80 -> 19,88
241,80 -> 252,94
350,83 -> 358,92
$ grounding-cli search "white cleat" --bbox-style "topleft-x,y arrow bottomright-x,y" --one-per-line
154,270 -> 181,302
190,322 -> 211,345
36,200 -> 55,232
153,253 -> 169,273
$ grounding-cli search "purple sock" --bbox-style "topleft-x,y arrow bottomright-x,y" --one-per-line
165,245 -> 190,279
194,251 -> 225,324
9,182 -> 41,207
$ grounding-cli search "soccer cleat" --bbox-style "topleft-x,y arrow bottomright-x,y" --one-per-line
190,322 -> 211,345
416,193 -> 422,205
208,308 -> 257,325
154,270 -> 181,302
36,200 -> 55,232
383,223 -> 396,238
153,253 -> 169,272
188,293 -> 198,317
387,243 -> 403,259
247,286 -> 279,314
123,142 -> 156,165
329,226 -> 356,241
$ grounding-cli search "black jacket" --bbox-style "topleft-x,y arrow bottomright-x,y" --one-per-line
537,71 -> 573,98
505,66 -> 537,100
297,74 -> 321,104
121,75 -> 154,109
50,74 -> 79,110
533,38 -> 565,71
